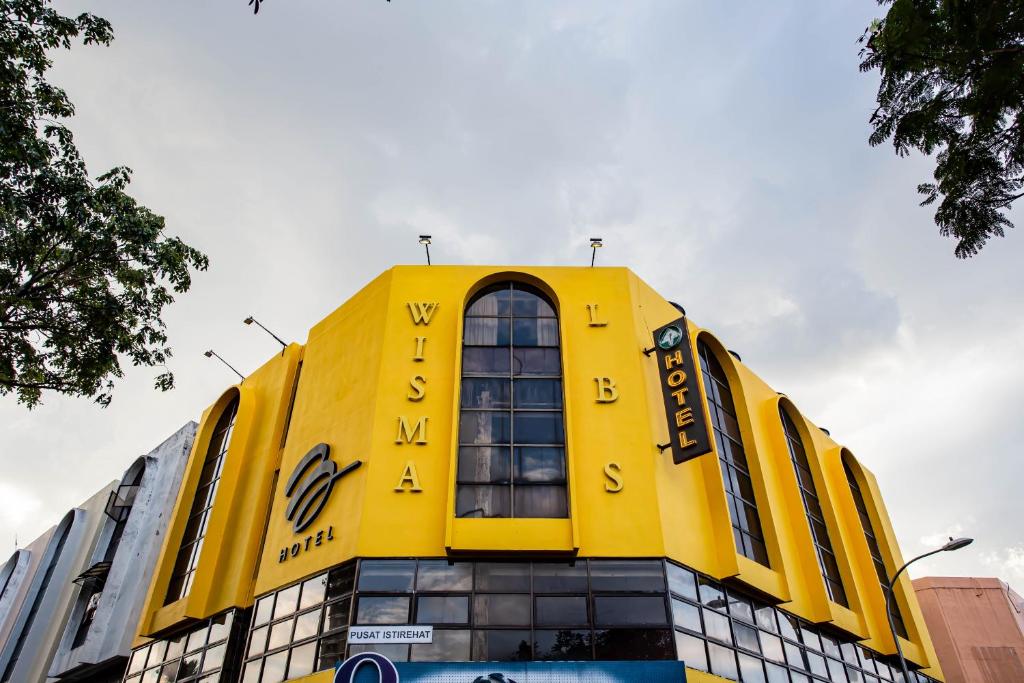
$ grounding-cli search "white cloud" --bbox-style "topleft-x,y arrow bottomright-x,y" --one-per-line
981,547 -> 1024,583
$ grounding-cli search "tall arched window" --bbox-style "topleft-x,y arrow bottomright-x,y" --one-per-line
780,408 -> 848,606
456,282 -> 567,519
165,395 -> 238,604
844,458 -> 907,638
697,341 -> 769,566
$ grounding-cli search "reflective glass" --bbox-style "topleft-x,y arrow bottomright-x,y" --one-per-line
761,632 -> 785,663
594,629 -> 673,660
514,486 -> 567,517
474,594 -> 531,625
288,641 -> 316,678
268,618 -> 292,651
317,632 -> 347,670
472,630 -> 532,661
739,652 -> 767,683
348,643 -> 409,662
514,447 -> 565,482
532,563 -> 587,593
300,575 -> 327,610
466,289 -> 511,317
461,378 -> 511,408
293,609 -> 320,641
534,630 -> 591,660
536,596 -> 588,626
675,632 -> 708,671
327,565 -> 355,600
590,560 -> 665,592
411,629 -> 471,662
416,561 -> 473,591
512,318 -> 559,346
512,348 -> 560,376
475,563 -> 531,592
247,625 -> 267,657
323,597 -> 351,632
511,289 -> 555,317
273,584 -> 300,619
708,642 -> 739,680
703,608 -> 732,644
593,596 -> 667,625
459,412 -> 512,445
734,622 -> 760,652
667,563 -> 698,601
358,560 -> 415,591
261,649 -> 287,683
356,596 -> 410,624
417,596 -> 469,624
464,318 -> 511,346
671,598 -> 701,632
462,347 -> 511,375
457,447 -> 511,483
201,643 -> 225,672
456,485 -> 511,518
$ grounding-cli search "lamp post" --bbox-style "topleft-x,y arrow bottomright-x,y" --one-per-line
589,237 -> 603,266
419,235 -> 432,265
203,350 -> 245,381
243,316 -> 287,348
885,536 -> 973,681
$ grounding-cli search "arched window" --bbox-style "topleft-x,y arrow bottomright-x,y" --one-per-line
780,408 -> 847,606
1,514 -> 72,682
456,282 -> 566,518
844,458 -> 907,638
165,395 -> 238,604
697,341 -> 769,566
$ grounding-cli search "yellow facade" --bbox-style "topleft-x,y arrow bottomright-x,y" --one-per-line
131,266 -> 944,682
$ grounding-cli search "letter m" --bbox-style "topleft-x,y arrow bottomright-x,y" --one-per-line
396,416 -> 428,444
407,302 -> 439,325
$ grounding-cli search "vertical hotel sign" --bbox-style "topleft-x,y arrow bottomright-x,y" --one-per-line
653,317 -> 713,464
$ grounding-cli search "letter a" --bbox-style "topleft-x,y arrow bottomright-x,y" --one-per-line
408,302 -> 439,325
394,461 -> 423,492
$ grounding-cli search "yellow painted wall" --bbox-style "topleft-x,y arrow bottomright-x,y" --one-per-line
130,265 -> 943,677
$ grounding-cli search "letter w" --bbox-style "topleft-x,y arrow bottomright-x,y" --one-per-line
407,302 -> 439,325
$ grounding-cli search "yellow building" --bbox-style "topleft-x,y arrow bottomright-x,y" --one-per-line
123,266 -> 944,683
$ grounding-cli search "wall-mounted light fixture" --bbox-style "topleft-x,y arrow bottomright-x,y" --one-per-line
243,316 -> 287,349
590,237 -> 603,267
203,350 -> 245,381
419,235 -> 432,265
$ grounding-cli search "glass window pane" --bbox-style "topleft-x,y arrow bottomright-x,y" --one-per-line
317,632 -> 347,671
512,348 -> 560,376
462,347 -> 511,375
766,662 -> 790,683
273,585 -> 300,620
185,626 -> 208,654
356,596 -> 410,625
457,447 -> 511,483
300,575 -> 327,610
675,631 -> 708,671
324,597 -> 351,632
594,629 -> 673,660
709,642 -> 739,680
327,565 -> 355,600
178,652 -> 201,679
416,561 -> 473,591
268,618 -> 293,651
590,560 -> 666,592
512,318 -> 559,346
671,598 -> 701,632
667,563 -> 698,601
208,613 -> 231,644
248,625 -> 268,657
532,563 -> 588,593
166,636 -> 185,661
511,288 -> 555,317
735,622 -> 760,653
464,318 -> 511,346
467,289 -> 511,317
738,652 -> 767,683
459,411 -> 511,445
294,608 -> 320,641
261,649 -> 288,683
703,608 -> 732,644
201,643 -> 225,672
728,591 -> 755,623
358,560 -> 416,591
593,596 -> 667,626
417,596 -> 469,624
697,577 -> 725,608
461,378 -> 511,408
514,447 -> 565,482
456,485 -> 511,518
411,629 -> 470,662
287,640 -> 317,679
828,657 -> 849,681
472,630 -> 532,661
513,412 -> 564,444
513,379 -> 562,408
762,632 -> 785,663
778,613 -> 800,641
475,563 -> 531,592
785,642 -> 806,669
755,605 -> 778,633
534,629 -> 591,661
474,594 -> 531,626
514,486 -> 567,518
128,647 -> 149,675
807,651 -> 828,678
536,596 -> 588,626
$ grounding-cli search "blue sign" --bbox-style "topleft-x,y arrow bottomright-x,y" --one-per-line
335,654 -> 687,683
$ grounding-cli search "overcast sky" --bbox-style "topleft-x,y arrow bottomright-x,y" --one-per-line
2,1 -> 1021,584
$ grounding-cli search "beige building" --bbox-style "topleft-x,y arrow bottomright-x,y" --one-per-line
913,577 -> 1024,683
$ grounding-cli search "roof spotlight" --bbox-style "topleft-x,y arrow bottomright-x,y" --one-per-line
418,235 -> 432,265
590,237 -> 603,267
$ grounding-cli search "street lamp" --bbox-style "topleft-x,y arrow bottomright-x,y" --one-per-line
419,235 -> 432,265
243,316 -> 287,349
589,237 -> 603,267
885,536 -> 973,681
203,350 -> 245,381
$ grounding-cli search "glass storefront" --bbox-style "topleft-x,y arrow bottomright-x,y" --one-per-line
124,610 -> 248,683
228,559 -> 941,683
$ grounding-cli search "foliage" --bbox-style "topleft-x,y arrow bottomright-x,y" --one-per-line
859,0 -> 1024,257
0,0 -> 208,407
